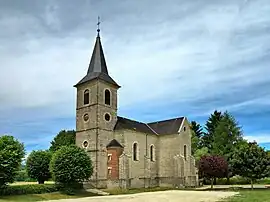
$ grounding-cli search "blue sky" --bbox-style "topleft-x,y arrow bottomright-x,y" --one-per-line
0,0 -> 269,155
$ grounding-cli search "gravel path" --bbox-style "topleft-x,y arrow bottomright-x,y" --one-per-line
47,190 -> 238,202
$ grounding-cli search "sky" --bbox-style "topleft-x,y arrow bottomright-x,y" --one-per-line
0,0 -> 269,155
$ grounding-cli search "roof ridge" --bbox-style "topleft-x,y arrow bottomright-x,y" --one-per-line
147,116 -> 184,124
117,116 -> 146,125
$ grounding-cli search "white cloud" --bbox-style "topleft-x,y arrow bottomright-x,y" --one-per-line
244,134 -> 270,144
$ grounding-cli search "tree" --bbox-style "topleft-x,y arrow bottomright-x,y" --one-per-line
191,130 -> 200,155
190,121 -> 204,138
194,147 -> 210,163
49,130 -> 76,152
50,145 -> 93,190
26,150 -> 52,184
199,155 -> 228,189
231,141 -> 270,189
0,135 -> 25,186
201,110 -> 223,152
212,111 -> 243,157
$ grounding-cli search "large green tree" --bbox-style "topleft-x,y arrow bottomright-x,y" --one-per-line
26,150 -> 52,184
231,141 -> 270,189
212,111 -> 244,159
190,121 -> 204,138
50,145 -> 93,191
201,110 -> 223,152
49,130 -> 76,152
0,135 -> 25,186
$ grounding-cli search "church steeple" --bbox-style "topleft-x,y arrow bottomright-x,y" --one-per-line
87,34 -> 108,75
74,20 -> 120,88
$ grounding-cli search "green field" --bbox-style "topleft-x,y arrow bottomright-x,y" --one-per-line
221,190 -> 270,202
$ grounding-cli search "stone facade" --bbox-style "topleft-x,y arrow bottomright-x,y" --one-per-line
75,32 -> 198,189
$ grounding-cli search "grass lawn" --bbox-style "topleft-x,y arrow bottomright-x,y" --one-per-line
102,186 -> 178,195
221,190 -> 270,202
0,191 -> 98,202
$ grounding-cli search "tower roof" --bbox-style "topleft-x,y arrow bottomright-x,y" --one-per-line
74,33 -> 120,88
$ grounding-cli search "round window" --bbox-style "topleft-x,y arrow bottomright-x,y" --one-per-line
83,113 -> 89,122
83,141 -> 88,148
105,113 -> 111,121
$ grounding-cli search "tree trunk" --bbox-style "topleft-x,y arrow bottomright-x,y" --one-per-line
211,178 -> 214,189
38,179 -> 45,184
213,177 -> 217,185
226,176 -> 230,185
251,179 -> 253,190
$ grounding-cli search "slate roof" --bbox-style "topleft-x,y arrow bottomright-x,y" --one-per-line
147,117 -> 184,135
114,116 -> 184,135
74,34 -> 120,88
114,116 -> 156,135
106,139 -> 123,148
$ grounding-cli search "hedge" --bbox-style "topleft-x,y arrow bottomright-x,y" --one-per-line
203,176 -> 270,185
0,184 -> 58,196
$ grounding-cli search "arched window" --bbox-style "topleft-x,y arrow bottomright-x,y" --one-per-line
104,89 -> 111,105
133,142 -> 138,161
184,145 -> 187,160
150,145 -> 155,162
84,89 -> 90,105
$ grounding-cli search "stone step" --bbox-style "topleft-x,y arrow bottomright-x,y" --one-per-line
86,189 -> 110,196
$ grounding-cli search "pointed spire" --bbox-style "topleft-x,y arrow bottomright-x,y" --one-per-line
87,33 -> 108,74
74,17 -> 120,88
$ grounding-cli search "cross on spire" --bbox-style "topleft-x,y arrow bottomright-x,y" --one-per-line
97,16 -> 101,35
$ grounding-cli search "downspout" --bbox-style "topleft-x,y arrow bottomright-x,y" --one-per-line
95,80 -> 99,187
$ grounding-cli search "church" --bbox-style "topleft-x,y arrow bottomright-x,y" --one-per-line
74,27 -> 198,189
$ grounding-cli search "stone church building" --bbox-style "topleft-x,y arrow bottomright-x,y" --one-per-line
74,30 -> 198,189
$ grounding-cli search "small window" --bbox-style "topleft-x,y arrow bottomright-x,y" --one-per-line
83,113 -> 89,122
83,141 -> 88,148
84,89 -> 90,105
184,145 -> 187,160
105,113 -> 111,121
183,126 -> 186,131
150,145 -> 155,162
133,142 -> 138,161
107,167 -> 112,176
105,89 -> 111,105
108,154 -> 112,162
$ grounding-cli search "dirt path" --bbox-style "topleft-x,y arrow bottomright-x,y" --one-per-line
47,190 -> 238,202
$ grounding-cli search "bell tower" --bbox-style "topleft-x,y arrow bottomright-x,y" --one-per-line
74,20 -> 120,188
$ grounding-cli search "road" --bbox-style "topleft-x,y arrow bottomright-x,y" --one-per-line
47,190 -> 238,202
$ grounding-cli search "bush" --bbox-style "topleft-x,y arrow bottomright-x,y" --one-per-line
0,184 -> 58,196
14,170 -> 35,182
50,145 -> 93,192
0,135 -> 25,186
26,150 -> 52,184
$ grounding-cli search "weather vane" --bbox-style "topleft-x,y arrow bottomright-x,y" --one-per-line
97,16 -> 101,34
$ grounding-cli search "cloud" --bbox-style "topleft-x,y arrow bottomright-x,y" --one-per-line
0,0 -> 269,151
244,134 -> 270,144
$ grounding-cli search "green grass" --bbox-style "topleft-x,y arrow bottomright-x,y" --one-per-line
102,186 -> 178,195
0,191 -> 99,202
220,190 -> 270,202
9,181 -> 54,186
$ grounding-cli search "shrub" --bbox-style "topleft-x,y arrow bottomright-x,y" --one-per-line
0,135 -> 25,187
26,150 -> 52,184
50,145 -> 93,192
14,170 -> 35,182
0,184 -> 58,196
